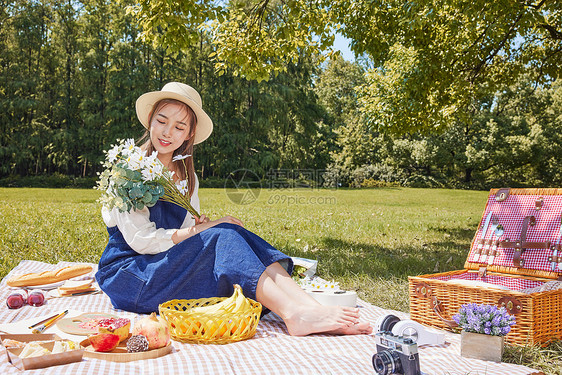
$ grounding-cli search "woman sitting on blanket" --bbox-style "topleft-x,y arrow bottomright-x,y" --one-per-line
95,82 -> 372,336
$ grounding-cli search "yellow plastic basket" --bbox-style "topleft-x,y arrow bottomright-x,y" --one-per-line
159,297 -> 262,344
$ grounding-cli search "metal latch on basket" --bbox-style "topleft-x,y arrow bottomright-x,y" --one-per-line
478,266 -> 487,278
495,188 -> 510,202
498,296 -> 523,315
413,282 -> 432,298
549,244 -> 560,264
535,197 -> 544,211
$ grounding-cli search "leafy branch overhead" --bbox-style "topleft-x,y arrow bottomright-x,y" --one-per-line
129,0 -> 562,134
128,0 -> 337,81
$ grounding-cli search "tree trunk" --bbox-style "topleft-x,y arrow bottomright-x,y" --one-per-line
464,167 -> 473,183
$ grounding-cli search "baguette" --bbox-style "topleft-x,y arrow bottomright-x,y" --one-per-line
6,265 -> 93,287
58,287 -> 97,296
58,279 -> 94,291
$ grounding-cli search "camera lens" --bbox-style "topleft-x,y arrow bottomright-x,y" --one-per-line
372,350 -> 403,375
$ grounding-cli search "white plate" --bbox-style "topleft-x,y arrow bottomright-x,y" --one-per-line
47,288 -> 100,299
24,281 -> 65,290
14,277 -> 94,291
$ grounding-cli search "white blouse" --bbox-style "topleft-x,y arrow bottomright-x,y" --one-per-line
102,174 -> 200,255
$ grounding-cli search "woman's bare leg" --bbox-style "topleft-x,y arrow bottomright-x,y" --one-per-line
264,262 -> 320,306
256,265 -> 373,336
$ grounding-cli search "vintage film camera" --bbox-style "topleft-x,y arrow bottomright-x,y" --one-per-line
372,331 -> 421,375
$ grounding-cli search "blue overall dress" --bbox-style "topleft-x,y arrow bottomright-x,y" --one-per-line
95,200 -> 293,314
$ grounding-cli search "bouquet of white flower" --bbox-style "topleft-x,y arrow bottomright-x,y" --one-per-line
96,139 -> 200,219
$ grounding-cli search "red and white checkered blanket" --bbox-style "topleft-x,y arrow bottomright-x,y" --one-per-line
0,261 -> 541,375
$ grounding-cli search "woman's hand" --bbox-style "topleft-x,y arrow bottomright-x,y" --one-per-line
194,214 -> 210,225
213,215 -> 244,227
173,215 -> 243,244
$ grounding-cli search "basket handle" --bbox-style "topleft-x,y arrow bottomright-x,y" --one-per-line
430,296 -> 459,328
414,282 -> 458,328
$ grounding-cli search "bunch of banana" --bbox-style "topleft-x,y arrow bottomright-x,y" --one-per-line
189,284 -> 253,316
183,284 -> 260,340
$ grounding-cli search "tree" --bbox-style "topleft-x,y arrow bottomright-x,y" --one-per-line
0,0 -> 335,181
47,0 -> 81,174
0,0 -> 55,175
129,0 -> 562,134
314,57 -> 377,172
78,0 -> 114,176
314,56 -> 364,127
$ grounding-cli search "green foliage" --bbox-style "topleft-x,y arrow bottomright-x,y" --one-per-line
129,0 -> 562,134
314,56 -> 365,126
2,1 -> 562,190
209,0 -> 335,82
0,174 -> 96,188
0,0 -> 330,181
325,69 -> 562,189
360,179 -> 401,188
126,0 -> 223,53
127,0 -> 334,82
332,0 -> 561,133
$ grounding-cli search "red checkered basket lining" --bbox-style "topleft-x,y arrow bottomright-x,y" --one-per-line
430,271 -> 544,291
467,192 -> 562,273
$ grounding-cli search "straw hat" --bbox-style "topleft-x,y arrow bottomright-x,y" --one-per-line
136,82 -> 213,145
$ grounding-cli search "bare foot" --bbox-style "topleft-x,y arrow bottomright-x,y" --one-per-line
284,305 -> 373,336
326,321 -> 373,335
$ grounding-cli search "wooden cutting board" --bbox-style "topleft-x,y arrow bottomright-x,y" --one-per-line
56,312 -> 120,335
79,337 -> 172,362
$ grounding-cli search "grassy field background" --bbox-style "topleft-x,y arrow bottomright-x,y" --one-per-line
0,187 -> 560,373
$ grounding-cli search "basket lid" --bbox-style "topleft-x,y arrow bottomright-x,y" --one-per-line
464,188 -> 562,279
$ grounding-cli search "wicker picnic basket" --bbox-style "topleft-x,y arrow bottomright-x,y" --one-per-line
159,296 -> 262,344
409,188 -> 562,346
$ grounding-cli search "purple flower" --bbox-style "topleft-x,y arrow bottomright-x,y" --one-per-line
455,303 -> 516,336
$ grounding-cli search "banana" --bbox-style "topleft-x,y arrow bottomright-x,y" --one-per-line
189,284 -> 249,315
189,292 -> 234,314
228,285 -> 242,313
187,285 -> 255,339
232,285 -> 252,313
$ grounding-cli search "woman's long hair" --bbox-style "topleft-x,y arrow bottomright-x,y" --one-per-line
139,99 -> 197,197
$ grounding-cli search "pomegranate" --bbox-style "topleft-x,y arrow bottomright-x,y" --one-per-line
89,333 -> 120,352
132,312 -> 170,350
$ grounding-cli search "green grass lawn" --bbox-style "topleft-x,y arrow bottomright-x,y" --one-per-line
0,187 -> 560,373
